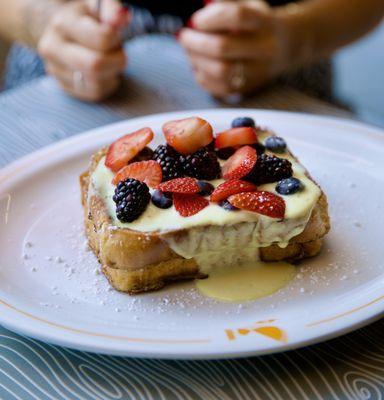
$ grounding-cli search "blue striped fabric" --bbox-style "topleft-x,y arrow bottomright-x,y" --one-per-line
1,35 -> 377,400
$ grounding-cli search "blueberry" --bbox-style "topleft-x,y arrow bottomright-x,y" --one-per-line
275,177 -> 303,195
219,200 -> 238,211
198,181 -> 215,196
151,190 -> 173,209
265,136 -> 287,153
231,117 -> 255,128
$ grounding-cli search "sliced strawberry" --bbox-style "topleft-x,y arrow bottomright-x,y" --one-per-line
158,177 -> 200,194
210,179 -> 257,202
173,193 -> 209,217
162,117 -> 213,155
228,191 -> 285,219
222,146 -> 257,180
215,127 -> 258,149
112,160 -> 162,188
105,128 -> 154,172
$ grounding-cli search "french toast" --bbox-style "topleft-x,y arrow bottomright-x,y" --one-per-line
80,116 -> 330,294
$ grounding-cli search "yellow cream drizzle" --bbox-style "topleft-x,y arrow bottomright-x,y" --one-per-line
196,261 -> 296,302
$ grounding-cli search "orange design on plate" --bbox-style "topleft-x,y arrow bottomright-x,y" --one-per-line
225,322 -> 287,343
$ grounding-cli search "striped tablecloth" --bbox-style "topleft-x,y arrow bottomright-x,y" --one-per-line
1,35 -> 383,400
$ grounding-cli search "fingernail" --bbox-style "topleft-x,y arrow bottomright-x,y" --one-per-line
119,6 -> 131,21
119,8 -> 128,16
204,0 -> 214,4
186,17 -> 196,29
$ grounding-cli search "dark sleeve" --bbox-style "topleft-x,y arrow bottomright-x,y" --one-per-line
126,0 -> 204,23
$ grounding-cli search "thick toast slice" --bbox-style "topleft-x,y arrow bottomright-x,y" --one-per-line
81,148 -> 330,294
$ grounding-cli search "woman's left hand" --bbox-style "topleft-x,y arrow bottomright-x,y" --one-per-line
178,1 -> 299,97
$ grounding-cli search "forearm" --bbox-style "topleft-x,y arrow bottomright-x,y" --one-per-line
0,0 -> 66,48
277,0 -> 384,66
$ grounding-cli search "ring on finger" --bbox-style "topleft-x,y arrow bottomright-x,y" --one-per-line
230,61 -> 246,92
73,70 -> 86,92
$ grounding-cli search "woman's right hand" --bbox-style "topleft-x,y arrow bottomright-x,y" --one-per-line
38,0 -> 129,102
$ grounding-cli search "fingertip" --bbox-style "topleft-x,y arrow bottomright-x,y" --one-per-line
177,28 -> 187,42
189,2 -> 216,30
100,0 -> 131,29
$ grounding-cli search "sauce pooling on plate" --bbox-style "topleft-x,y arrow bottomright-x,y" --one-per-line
196,262 -> 296,302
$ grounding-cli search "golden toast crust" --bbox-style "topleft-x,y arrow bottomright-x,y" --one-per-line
80,148 -> 330,294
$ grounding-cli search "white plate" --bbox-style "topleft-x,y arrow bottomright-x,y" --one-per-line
1,109 -> 384,359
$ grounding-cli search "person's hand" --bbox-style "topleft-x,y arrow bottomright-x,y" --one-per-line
178,1 -> 302,98
38,0 -> 130,102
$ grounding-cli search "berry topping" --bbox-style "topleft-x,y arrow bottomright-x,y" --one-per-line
219,199 -> 238,211
131,147 -> 154,162
276,177 -> 303,195
210,179 -> 257,202
113,178 -> 150,222
173,193 -> 209,217
215,127 -> 258,149
265,136 -> 287,153
197,181 -> 215,197
112,160 -> 162,188
152,144 -> 183,181
216,147 -> 236,160
231,117 -> 255,128
105,128 -> 154,172
162,117 -> 213,155
222,146 -> 257,180
180,148 -> 221,180
206,140 -> 216,152
246,154 -> 293,185
251,142 -> 265,155
157,177 -> 200,194
151,190 -> 173,209
228,191 -> 285,219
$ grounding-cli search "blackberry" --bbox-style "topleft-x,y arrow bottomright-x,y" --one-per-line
131,147 -> 154,162
206,141 -> 216,152
246,154 -> 293,185
180,148 -> 221,180
113,178 -> 150,222
251,142 -> 265,156
216,147 -> 236,160
152,144 -> 183,181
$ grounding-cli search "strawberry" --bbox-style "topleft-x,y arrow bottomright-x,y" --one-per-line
173,193 -> 209,217
105,128 -> 154,172
215,127 -> 258,149
112,160 -> 162,188
222,146 -> 257,180
158,177 -> 200,194
162,117 -> 213,155
228,191 -> 285,219
210,179 -> 257,202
